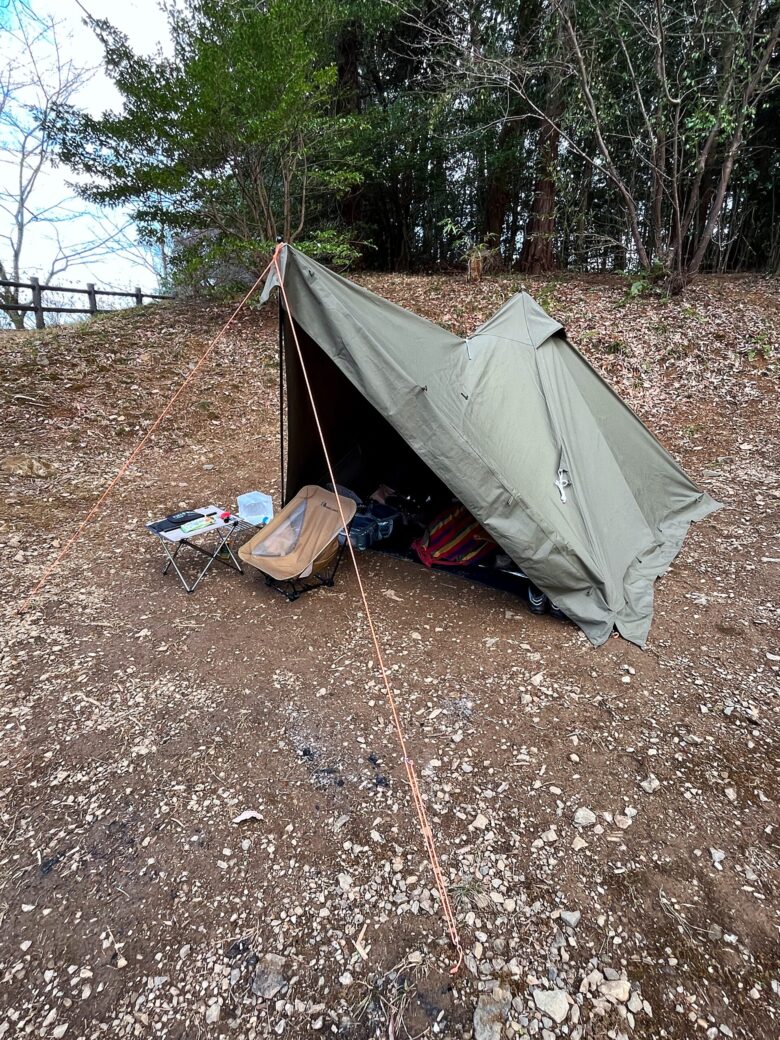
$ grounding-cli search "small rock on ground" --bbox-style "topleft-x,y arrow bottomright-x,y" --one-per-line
533,987 -> 569,1024
473,986 -> 511,1040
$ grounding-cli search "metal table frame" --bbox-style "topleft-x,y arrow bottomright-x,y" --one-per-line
147,506 -> 258,593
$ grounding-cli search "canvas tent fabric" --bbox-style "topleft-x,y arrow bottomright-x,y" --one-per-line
260,244 -> 719,647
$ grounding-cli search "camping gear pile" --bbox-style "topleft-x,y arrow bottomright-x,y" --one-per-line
327,482 -> 566,617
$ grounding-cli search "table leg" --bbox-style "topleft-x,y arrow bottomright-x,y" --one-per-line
162,540 -> 182,575
154,522 -> 250,594
159,540 -> 196,593
222,529 -> 244,574
188,531 -> 235,591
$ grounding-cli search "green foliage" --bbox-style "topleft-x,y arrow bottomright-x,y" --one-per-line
46,0 -> 780,284
605,338 -> 629,356
535,281 -> 560,314
440,221 -> 498,263
747,330 -> 774,362
49,0 -> 366,281
623,261 -> 668,300
295,230 -> 367,268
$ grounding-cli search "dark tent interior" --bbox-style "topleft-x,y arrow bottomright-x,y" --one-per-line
279,311 -> 542,604
281,313 -> 451,515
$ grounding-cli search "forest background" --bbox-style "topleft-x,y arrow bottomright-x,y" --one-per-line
24,0 -> 780,295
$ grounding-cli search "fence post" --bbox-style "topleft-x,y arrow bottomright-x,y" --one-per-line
87,283 -> 98,316
30,277 -> 45,329
134,287 -> 143,306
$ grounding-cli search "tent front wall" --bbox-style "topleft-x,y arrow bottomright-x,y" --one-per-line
282,315 -> 449,504
263,246 -> 718,646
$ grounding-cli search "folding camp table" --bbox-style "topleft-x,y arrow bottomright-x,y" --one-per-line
146,506 -> 258,593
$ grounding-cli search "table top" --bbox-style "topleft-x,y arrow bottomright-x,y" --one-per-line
147,505 -> 238,543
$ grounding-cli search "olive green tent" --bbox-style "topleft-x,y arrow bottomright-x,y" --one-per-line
260,244 -> 719,647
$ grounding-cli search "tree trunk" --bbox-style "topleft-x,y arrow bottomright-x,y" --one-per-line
483,122 -> 519,250
0,263 -> 25,329
2,296 -> 26,330
519,11 -> 564,276
519,121 -> 560,274
335,21 -> 362,229
395,169 -> 414,270
505,188 -> 521,265
483,177 -> 510,247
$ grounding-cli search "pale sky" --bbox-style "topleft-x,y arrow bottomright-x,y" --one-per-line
1,0 -> 175,294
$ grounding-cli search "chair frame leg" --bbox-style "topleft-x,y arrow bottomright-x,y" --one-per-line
263,539 -> 348,602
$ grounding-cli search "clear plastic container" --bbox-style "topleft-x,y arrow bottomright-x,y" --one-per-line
236,491 -> 274,527
349,514 -> 379,550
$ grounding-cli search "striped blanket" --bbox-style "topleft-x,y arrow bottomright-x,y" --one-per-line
412,503 -> 496,568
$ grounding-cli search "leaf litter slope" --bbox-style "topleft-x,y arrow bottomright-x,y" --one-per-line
0,276 -> 778,1039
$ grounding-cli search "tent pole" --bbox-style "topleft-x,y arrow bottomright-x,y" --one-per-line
278,297 -> 286,506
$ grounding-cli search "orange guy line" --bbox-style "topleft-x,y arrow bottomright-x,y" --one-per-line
18,258 -> 275,615
272,249 -> 464,972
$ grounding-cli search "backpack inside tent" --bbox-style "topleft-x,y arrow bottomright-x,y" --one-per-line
260,244 -> 719,647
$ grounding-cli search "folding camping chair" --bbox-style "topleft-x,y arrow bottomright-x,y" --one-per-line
237,485 -> 356,601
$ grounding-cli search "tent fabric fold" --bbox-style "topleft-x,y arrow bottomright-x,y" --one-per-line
260,244 -> 719,647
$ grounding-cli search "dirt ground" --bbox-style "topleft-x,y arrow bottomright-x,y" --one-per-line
1,272 -> 778,1040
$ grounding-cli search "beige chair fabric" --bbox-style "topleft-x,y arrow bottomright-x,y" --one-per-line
238,485 -> 356,581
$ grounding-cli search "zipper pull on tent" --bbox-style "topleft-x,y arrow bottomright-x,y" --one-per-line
555,467 -> 571,504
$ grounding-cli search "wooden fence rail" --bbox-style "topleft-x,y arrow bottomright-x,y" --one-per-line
0,276 -> 173,330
